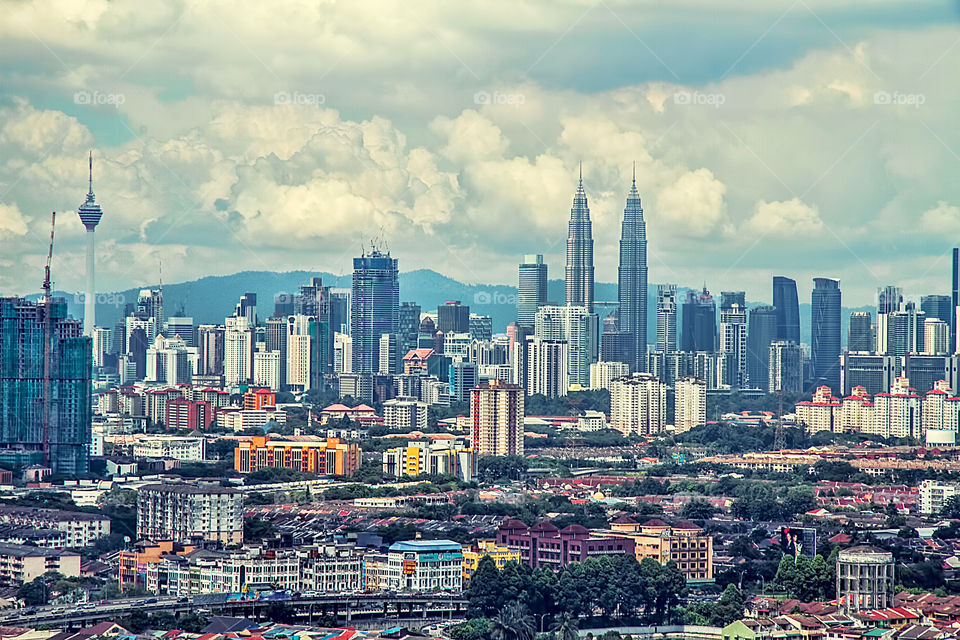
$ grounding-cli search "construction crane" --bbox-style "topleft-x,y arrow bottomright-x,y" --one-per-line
41,211 -> 56,468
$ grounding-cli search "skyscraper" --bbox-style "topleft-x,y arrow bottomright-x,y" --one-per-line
77,153 -> 103,337
618,167 -> 647,368
137,289 -> 164,332
886,302 -> 925,358
351,250 -> 399,374
876,285 -> 904,354
953,248 -> 959,351
747,305 -> 778,390
534,305 -> 599,388
224,316 -> 253,386
848,311 -> 874,352
680,287 -> 716,352
656,284 -> 678,354
235,293 -> 257,326
565,166 -> 594,312
811,278 -> 842,392
719,292 -> 748,387
921,294 -> 952,326
0,297 -> 91,474
398,302 -> 421,357
769,340 -> 804,393
674,377 -> 706,433
438,301 -> 469,334
772,276 -> 800,343
470,380 -> 524,456
518,254 -> 547,330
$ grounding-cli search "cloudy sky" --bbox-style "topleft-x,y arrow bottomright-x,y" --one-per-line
2,0 -> 960,306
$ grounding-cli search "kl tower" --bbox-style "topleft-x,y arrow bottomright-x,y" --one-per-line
77,152 -> 103,336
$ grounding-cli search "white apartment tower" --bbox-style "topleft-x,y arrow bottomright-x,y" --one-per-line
610,373 -> 666,436
674,376 -> 706,433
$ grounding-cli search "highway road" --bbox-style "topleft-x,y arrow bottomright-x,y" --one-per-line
0,593 -> 469,629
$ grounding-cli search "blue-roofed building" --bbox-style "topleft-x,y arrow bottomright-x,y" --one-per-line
378,539 -> 463,593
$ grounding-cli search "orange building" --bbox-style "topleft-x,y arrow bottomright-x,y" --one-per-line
243,388 -> 276,410
117,540 -> 195,591
234,436 -> 361,476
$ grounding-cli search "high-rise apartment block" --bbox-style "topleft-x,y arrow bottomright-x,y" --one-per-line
470,380 -> 524,456
137,483 -> 244,545
674,376 -> 706,433
610,373 -> 666,436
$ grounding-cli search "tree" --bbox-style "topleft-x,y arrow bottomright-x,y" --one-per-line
680,499 -> 716,520
17,578 -> 48,605
942,495 -> 960,519
772,555 -> 800,596
479,455 -> 528,482
243,516 -> 277,542
467,557 -> 506,617
490,601 -> 534,640
449,618 -> 491,640
709,584 -> 745,626
550,613 -> 579,640
782,487 -> 817,518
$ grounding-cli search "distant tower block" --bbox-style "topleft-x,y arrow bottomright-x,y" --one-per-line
77,152 -> 103,336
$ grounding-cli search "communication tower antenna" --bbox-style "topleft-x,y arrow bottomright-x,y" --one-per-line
773,388 -> 786,450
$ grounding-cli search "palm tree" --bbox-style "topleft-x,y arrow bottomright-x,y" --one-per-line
550,613 -> 580,640
490,602 -> 535,640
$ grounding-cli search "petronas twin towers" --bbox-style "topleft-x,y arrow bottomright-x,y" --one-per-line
565,165 -> 648,370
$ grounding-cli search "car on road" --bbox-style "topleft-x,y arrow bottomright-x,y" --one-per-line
177,596 -> 189,603
143,598 -> 158,604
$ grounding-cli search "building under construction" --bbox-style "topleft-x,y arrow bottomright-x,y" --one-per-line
0,296 -> 92,474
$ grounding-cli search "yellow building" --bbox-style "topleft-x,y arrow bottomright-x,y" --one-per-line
382,439 -> 475,482
599,517 -> 714,583
462,539 -> 521,582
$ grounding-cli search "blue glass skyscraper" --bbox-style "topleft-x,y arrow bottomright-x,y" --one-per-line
772,276 -> 800,344
811,278 -> 841,392
351,250 -> 399,374
0,297 -> 91,473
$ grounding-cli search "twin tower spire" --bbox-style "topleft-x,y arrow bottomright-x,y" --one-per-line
565,163 -> 648,370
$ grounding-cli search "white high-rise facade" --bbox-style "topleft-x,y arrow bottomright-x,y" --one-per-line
334,333 -> 353,374
925,319 -> 950,355
674,377 -> 706,433
92,326 -> 112,368
589,361 -> 630,391
287,315 -> 313,392
146,335 -> 193,386
525,338 -> 568,398
534,305 -> 598,387
610,373 -> 666,436
224,316 -> 253,387
873,376 -> 922,439
254,348 -> 282,391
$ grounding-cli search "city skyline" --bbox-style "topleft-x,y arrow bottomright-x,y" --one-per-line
1,2 -> 960,305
